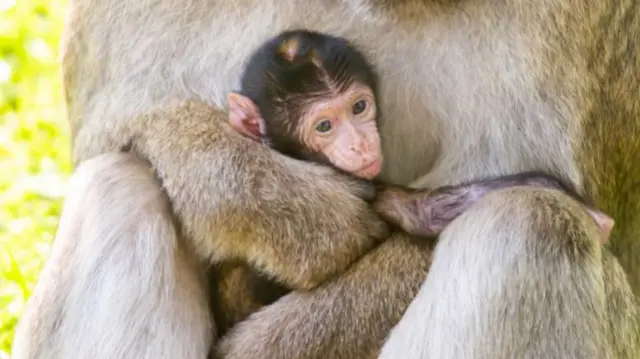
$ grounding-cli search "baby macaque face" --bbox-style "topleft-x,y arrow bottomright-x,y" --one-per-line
227,83 -> 383,180
295,83 -> 382,179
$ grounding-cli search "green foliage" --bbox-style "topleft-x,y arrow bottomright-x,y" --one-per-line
0,0 -> 69,356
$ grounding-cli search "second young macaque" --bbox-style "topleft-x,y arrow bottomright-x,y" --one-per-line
215,29 -> 615,334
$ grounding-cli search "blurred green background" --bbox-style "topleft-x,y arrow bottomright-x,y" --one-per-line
0,0 -> 70,356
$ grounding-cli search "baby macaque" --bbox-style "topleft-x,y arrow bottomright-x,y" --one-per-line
228,29 -> 382,179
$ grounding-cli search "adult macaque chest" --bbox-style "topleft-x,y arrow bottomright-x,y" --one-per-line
227,29 -> 384,180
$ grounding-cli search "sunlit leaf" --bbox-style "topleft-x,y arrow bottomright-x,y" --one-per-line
0,0 -> 69,352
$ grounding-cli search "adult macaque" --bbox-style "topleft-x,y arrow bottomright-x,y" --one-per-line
11,1 -> 640,359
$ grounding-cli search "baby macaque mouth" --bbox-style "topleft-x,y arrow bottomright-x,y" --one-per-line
357,158 -> 382,178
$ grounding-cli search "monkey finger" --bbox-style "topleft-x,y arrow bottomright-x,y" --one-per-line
345,177 -> 377,202
372,188 -> 420,232
362,209 -> 391,241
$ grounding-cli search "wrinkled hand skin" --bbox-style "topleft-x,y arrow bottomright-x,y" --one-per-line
373,186 -> 471,238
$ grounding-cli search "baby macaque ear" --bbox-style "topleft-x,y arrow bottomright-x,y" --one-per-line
587,208 -> 614,245
228,92 -> 266,142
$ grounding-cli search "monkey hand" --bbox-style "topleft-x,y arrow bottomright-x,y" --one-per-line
373,186 -> 432,236
373,185 -> 474,238
344,175 -> 378,203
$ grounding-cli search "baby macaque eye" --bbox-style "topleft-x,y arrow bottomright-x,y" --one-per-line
352,99 -> 367,115
315,119 -> 333,133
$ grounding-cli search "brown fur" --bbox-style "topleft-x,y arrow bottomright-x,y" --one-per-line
11,0 -> 640,358
209,262 -> 266,335
214,232 -> 434,359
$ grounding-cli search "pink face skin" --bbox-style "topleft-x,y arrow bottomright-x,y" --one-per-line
228,83 -> 384,180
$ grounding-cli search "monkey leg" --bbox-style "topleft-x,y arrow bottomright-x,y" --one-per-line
11,153 -> 213,359
213,232 -> 434,359
378,187 -> 640,359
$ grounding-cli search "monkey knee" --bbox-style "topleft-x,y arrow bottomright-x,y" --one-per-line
70,152 -> 170,224
73,152 -> 158,196
435,187 -> 607,295
441,187 -> 604,257
13,152 -> 213,359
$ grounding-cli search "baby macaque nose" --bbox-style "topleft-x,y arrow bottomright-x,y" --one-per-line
350,140 -> 368,154
350,144 -> 365,154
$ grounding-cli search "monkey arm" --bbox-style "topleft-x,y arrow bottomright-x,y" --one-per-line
374,179 -> 556,238
374,172 -> 614,243
129,100 -> 388,289
214,232 -> 433,359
